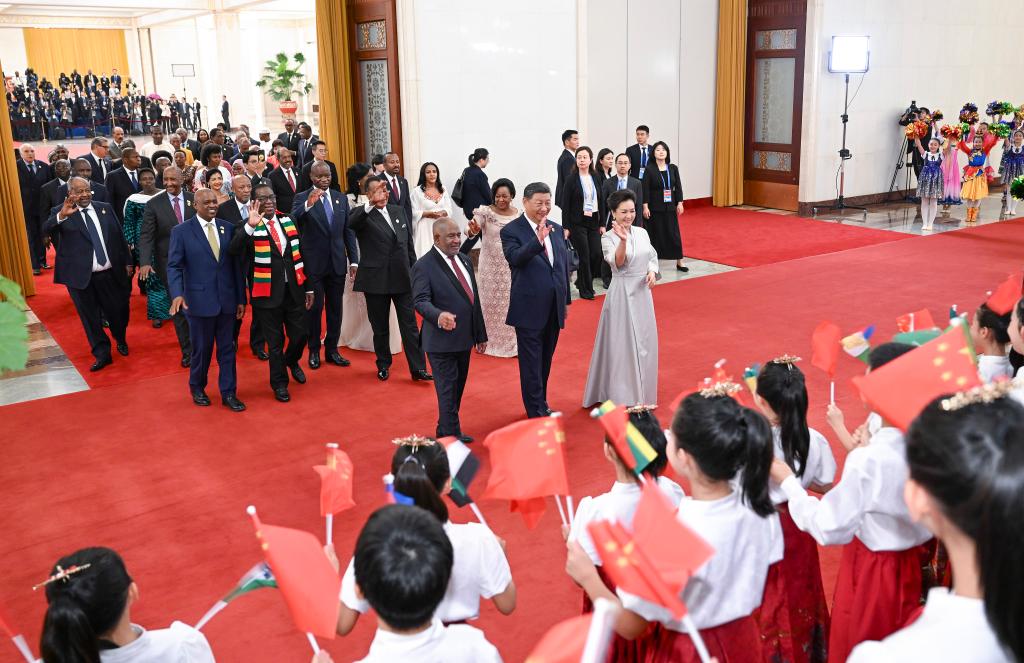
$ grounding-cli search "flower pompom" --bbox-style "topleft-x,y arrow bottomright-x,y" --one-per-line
962,102 -> 978,113
1010,175 -> 1024,201
986,100 -> 1003,116
959,104 -> 979,124
931,109 -> 944,122
990,122 -> 1012,138
960,122 -> 972,136
940,125 -> 962,140
998,101 -> 1016,116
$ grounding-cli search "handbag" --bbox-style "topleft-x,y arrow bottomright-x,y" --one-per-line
451,171 -> 466,207
565,236 -> 579,272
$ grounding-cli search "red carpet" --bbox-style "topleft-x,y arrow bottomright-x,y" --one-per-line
681,206 -> 907,267
4,220 -> 1024,662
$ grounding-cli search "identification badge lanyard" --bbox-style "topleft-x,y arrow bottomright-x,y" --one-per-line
661,167 -> 673,203
639,147 -> 648,179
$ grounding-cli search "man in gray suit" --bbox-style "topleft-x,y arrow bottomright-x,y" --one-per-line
108,126 -> 135,161
598,153 -> 644,288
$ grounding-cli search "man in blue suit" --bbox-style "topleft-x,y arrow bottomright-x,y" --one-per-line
166,188 -> 247,412
412,218 -> 487,442
500,182 -> 571,418
291,161 -> 358,369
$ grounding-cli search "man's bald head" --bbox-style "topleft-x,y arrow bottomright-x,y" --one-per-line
231,175 -> 252,203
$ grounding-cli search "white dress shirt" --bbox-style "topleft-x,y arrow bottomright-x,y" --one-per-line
99,622 -> 215,663
525,214 -> 553,264
364,201 -> 395,233
355,618 -> 502,663
619,488 -> 784,630
58,205 -> 112,271
91,151 -> 107,179
768,426 -> 837,505
847,588 -> 1012,662
434,246 -> 472,286
781,426 -> 932,551
977,353 -> 1013,383
198,217 -> 220,252
568,477 -> 686,565
342,522 -> 512,623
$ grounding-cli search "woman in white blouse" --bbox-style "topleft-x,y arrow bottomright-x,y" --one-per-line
410,162 -> 453,258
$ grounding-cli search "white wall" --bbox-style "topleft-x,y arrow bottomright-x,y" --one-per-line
397,0 -> 577,223
585,0 -> 718,201
0,28 -> 29,78
800,0 -> 1024,203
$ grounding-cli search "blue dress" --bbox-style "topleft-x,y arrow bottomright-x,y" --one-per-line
1002,144 -> 1024,184
916,152 -> 944,199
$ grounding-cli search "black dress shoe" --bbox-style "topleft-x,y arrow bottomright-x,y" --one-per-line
273,387 -> 291,402
580,293 -> 595,300
289,363 -> 306,384
222,395 -> 247,411
377,367 -> 390,381
458,435 -> 474,444
90,357 -> 112,372
541,408 -> 553,416
326,351 -> 351,367
602,280 -> 611,289
191,390 -> 211,406
676,264 -> 689,273
153,319 -> 163,328
308,351 -> 321,369
32,269 -> 41,276
116,342 -> 129,356
251,346 -> 269,361
41,262 -> 52,270
412,370 -> 433,381
181,355 -> 191,368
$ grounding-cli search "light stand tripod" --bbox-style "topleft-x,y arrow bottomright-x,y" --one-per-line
813,73 -> 868,221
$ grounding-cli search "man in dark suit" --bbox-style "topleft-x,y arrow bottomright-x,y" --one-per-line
217,174 -> 267,360
268,148 -> 299,219
295,122 -> 317,167
291,161 -> 358,370
38,159 -> 71,246
412,218 -> 487,442
166,188 -> 247,412
82,137 -> 112,184
298,140 -> 339,191
105,147 -> 143,224
554,129 -> 578,211
221,95 -> 230,129
501,182 -> 571,418
64,159 -> 110,203
229,181 -> 314,403
138,166 -> 194,366
44,178 -> 133,371
598,153 -> 644,288
625,124 -> 652,181
277,118 -> 300,154
175,128 -> 200,162
349,177 -> 431,383
17,143 -> 51,274
380,151 -> 413,229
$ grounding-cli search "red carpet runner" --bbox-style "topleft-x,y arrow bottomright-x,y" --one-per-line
3,221 -> 1023,662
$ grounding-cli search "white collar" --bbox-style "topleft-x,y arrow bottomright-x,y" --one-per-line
367,618 -> 445,653
524,214 -> 547,229
434,246 -> 458,262
197,216 -> 216,226
78,205 -> 95,214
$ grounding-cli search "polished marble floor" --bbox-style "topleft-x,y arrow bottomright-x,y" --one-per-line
2,191 -> 1012,406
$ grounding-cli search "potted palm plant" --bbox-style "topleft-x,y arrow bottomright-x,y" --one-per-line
255,52 -> 313,118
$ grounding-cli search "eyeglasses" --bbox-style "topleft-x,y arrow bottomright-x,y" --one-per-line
255,194 -> 277,201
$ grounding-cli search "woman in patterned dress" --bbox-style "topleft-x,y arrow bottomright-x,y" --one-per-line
1000,129 -> 1024,217
913,136 -> 946,231
122,168 -> 171,326
462,178 -> 519,357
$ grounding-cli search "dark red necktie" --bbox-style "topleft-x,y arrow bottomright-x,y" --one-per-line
449,255 -> 473,302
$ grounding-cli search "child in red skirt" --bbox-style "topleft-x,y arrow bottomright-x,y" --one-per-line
770,344 -> 932,663
754,358 -> 837,663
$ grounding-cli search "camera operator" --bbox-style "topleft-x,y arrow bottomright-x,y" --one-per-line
898,101 -> 934,180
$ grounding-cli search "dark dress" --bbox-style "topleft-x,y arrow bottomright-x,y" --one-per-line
642,163 -> 684,260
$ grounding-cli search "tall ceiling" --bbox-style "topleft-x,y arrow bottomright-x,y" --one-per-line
0,0 -> 314,28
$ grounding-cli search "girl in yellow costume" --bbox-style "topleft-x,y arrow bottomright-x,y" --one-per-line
957,135 -> 988,223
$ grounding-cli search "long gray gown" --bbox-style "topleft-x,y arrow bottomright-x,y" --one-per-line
582,226 -> 659,407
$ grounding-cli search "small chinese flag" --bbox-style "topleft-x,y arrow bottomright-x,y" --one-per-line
985,272 -> 1023,315
482,417 -> 570,505
632,481 -> 714,588
250,511 -> 341,639
524,614 -> 592,663
588,519 -> 689,619
896,308 -> 937,333
312,447 -> 355,517
593,401 -> 658,474
810,320 -> 842,378
852,324 -> 982,431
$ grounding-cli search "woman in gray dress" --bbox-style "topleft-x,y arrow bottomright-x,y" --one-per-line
582,189 -> 659,407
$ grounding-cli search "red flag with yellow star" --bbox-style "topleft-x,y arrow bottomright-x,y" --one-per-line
313,447 -> 355,517
810,320 -> 842,378
852,324 -> 981,431
985,272 -> 1023,315
588,519 -> 689,619
896,308 -> 937,333
632,481 -> 714,587
482,417 -> 570,528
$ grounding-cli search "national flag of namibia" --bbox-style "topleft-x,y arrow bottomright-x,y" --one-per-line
592,401 -> 658,475
438,436 -> 480,507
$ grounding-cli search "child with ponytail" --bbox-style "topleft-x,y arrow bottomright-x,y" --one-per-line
566,390 -> 783,663
1005,298 -> 1024,378
39,546 -> 214,663
754,358 -> 836,663
849,387 -> 1024,662
336,438 -> 515,635
770,343 -> 932,663
971,303 -> 1012,382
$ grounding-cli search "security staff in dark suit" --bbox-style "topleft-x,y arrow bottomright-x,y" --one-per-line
166,188 -> 247,412
82,137 -> 112,184
17,143 -> 51,273
44,177 -> 133,371
229,182 -> 314,403
625,125 -> 652,181
380,152 -> 413,226
598,153 -> 645,287
412,218 -> 487,442
63,159 -> 110,204
268,149 -> 299,220
216,175 -> 267,360
277,118 -> 300,154
105,148 -> 144,225
298,140 -> 339,191
554,129 -> 578,210
291,162 -> 358,369
38,159 -> 72,248
457,148 -> 492,220
348,177 -> 431,382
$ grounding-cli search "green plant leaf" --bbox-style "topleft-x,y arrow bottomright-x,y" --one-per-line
0,301 -> 29,373
0,275 -> 27,309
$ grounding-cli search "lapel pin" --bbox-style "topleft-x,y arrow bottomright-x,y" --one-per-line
219,226 -> 225,234
101,209 -> 106,214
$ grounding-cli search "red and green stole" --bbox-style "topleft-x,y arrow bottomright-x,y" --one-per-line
252,216 -> 305,299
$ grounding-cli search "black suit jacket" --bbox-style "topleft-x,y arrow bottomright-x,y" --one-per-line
217,197 -> 247,227
626,144 -> 653,180
138,190 -> 195,281
348,203 -> 416,295
277,131 -> 300,154
82,151 -> 112,184
600,175 -> 644,228
57,181 -> 109,206
381,174 -> 413,229
411,248 -> 487,353
642,163 -> 684,211
228,214 -> 308,310
554,148 -> 575,209
268,166 -> 299,217
459,165 -> 492,220
299,159 -> 339,192
17,160 -> 51,215
294,135 -> 319,167
291,187 -> 357,277
561,171 -> 602,230
43,202 -> 132,290
104,168 -> 141,223
38,178 -> 69,230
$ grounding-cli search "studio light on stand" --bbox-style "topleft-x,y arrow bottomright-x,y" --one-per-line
813,35 -> 870,221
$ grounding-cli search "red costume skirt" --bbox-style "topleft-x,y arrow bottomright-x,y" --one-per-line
828,537 -> 925,663
583,566 -> 656,663
645,615 -> 764,663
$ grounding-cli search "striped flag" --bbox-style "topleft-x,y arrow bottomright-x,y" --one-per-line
195,562 -> 277,631
438,436 -> 480,507
591,402 -> 657,474
841,325 -> 875,364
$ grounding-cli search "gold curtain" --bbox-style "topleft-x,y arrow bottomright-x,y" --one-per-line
0,60 -> 36,297
315,0 -> 357,167
23,28 -> 129,85
712,0 -> 747,207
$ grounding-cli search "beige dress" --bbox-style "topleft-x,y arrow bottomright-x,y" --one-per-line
339,193 -> 402,353
471,205 -> 519,357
